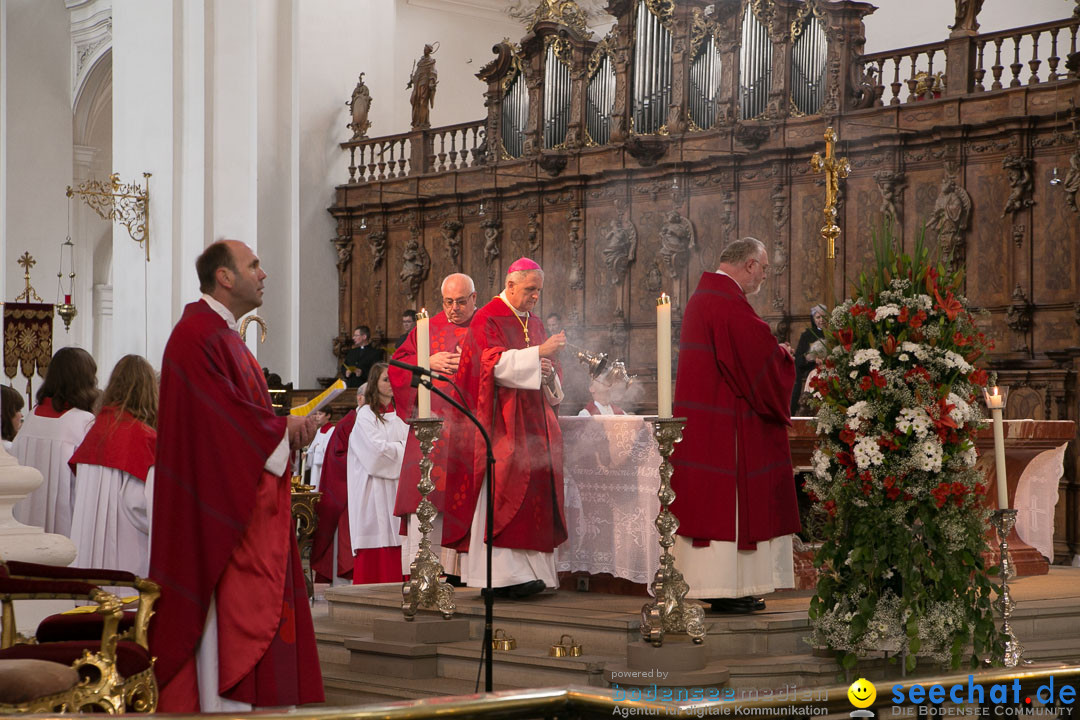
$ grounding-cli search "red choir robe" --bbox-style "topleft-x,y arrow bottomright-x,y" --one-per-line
149,300 -> 322,711
68,406 -> 155,481
310,408 -> 357,582
389,311 -> 473,526
669,272 -> 801,550
443,297 -> 566,553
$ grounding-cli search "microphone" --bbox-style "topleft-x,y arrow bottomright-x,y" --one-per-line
388,358 -> 451,384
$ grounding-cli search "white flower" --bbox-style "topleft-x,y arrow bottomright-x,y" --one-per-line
854,435 -> 885,470
846,401 -> 872,419
915,294 -> 933,311
915,438 -> 943,473
942,350 -> 972,374
897,407 -> 931,438
853,349 -> 884,372
961,446 -> 978,467
899,353 -> 910,362
850,371 -> 859,379
874,304 -> 901,320
947,393 -> 973,424
812,449 -> 832,479
900,342 -> 929,362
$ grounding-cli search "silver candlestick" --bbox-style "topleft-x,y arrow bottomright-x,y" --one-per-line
991,508 -> 1024,667
401,417 -> 455,620
640,417 -> 706,647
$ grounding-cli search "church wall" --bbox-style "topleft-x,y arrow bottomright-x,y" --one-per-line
0,0 -> 75,357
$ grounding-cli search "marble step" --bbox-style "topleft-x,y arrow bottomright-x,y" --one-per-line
435,639 -> 616,689
319,661 -> 516,705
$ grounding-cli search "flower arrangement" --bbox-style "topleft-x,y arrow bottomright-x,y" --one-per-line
805,226 -> 1003,671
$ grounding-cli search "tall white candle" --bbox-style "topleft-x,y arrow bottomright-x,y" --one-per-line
417,308 -> 431,419
986,386 -> 1008,509
657,293 -> 672,418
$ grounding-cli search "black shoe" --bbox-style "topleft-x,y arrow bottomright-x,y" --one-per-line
708,596 -> 765,613
444,574 -> 465,587
484,580 -> 546,600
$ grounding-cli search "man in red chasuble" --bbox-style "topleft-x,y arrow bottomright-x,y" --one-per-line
445,258 -> 568,599
669,237 -> 801,614
390,273 -> 477,579
150,240 -> 323,712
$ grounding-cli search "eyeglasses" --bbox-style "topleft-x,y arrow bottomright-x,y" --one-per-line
442,298 -> 472,308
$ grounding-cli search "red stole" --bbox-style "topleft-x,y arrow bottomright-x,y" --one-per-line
669,273 -> 800,550
442,297 -> 566,553
310,409 -> 356,581
149,300 -> 322,711
69,406 -> 156,481
389,311 -> 472,519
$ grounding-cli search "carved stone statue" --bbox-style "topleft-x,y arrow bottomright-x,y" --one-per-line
399,232 -> 430,301
347,73 -> 372,140
1001,155 -> 1035,217
950,0 -> 985,36
408,44 -> 438,130
873,170 -> 905,235
1063,148 -> 1080,214
369,230 -> 387,271
482,218 -> 501,266
930,165 -> 973,264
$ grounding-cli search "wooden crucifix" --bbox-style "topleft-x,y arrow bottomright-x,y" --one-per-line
810,127 -> 849,311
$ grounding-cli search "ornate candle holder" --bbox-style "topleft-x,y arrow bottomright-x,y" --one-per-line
640,417 -> 706,647
990,508 -> 1024,667
401,417 -> 455,620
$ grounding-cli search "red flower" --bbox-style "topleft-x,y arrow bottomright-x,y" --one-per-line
925,267 -> 939,295
860,375 -> 874,391
823,500 -> 837,517
882,334 -> 898,355
839,426 -> 857,446
836,328 -> 854,351
872,370 -> 887,388
953,331 -> 972,347
836,451 -> 854,467
898,306 -> 910,324
909,310 -> 927,329
934,288 -> 964,322
886,487 -> 902,501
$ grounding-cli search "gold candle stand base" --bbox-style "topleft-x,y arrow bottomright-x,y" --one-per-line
640,417 -> 706,647
402,417 -> 455,620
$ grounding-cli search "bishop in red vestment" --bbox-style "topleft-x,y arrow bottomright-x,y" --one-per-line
389,273 -> 477,576
669,238 -> 800,613
310,392 -> 361,584
444,259 -> 568,598
149,240 -> 322,711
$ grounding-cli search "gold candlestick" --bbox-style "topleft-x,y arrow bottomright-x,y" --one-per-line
640,417 -> 706,646
402,417 -> 455,620
810,127 -> 850,311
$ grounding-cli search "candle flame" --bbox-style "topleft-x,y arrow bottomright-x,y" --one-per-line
657,293 -> 671,306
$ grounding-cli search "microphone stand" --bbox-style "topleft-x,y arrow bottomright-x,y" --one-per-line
401,366 -> 496,693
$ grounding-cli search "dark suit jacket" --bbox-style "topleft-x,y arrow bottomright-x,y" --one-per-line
342,345 -> 384,387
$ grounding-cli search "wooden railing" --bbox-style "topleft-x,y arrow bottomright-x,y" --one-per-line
342,120 -> 485,184
858,17 -> 1079,106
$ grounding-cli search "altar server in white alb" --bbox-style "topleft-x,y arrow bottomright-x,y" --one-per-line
68,354 -> 158,575
348,363 -> 410,583
305,408 -> 334,491
12,347 -> 98,535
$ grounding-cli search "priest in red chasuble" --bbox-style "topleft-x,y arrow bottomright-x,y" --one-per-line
311,388 -> 362,585
149,240 -> 323,712
669,237 -> 801,614
444,259 -> 568,599
390,273 -> 477,577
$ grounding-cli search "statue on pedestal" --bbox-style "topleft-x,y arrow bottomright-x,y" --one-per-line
408,44 -> 439,130
347,73 -> 372,140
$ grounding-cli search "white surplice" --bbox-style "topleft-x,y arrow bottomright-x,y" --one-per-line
348,405 -> 409,551
306,427 -> 334,491
461,292 -> 564,590
70,464 -> 153,576
12,407 -> 94,535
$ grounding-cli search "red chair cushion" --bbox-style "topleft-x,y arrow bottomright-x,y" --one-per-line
36,610 -> 138,644
0,640 -> 151,678
3,561 -> 136,585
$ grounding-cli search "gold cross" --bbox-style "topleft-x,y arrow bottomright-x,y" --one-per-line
14,251 -> 44,303
810,127 -> 850,310
17,252 -> 35,274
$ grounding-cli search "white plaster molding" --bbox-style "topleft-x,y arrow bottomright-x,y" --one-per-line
407,0 -> 612,34
73,144 -> 97,178
68,0 -> 112,109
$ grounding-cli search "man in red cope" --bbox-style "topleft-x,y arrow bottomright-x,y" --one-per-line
150,240 -> 323,712
390,272 -> 477,579
310,387 -> 363,586
669,237 -> 801,614
445,258 -> 568,599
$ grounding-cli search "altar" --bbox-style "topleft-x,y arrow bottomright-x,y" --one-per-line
555,415 -> 1076,585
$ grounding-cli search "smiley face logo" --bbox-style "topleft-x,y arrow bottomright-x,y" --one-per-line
848,678 -> 877,708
